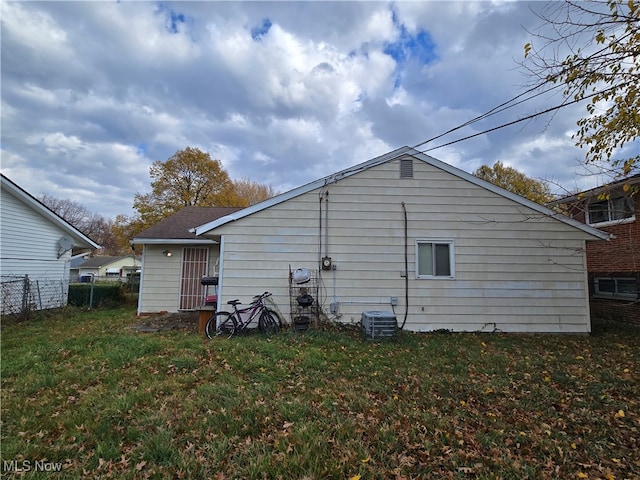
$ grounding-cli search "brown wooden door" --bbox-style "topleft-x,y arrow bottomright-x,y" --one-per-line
179,247 -> 209,310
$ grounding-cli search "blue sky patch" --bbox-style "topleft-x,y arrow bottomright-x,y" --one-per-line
251,19 -> 272,41
384,27 -> 437,66
156,3 -> 186,34
384,7 -> 437,67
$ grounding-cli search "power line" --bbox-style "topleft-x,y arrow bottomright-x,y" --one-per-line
411,80 -> 564,150
416,82 -> 631,154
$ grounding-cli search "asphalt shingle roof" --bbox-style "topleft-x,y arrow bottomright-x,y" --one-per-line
79,256 -> 139,268
134,206 -> 241,240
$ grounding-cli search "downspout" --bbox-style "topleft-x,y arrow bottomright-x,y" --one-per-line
137,244 -> 147,316
400,202 -> 409,330
217,235 -> 225,319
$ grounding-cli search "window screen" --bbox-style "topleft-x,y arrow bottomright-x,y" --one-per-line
417,241 -> 453,277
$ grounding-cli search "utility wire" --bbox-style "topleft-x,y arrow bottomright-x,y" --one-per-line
419,15 -> 640,153
416,82 -> 631,154
412,80 -> 565,150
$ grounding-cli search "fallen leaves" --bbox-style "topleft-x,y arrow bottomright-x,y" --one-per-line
2,312 -> 639,479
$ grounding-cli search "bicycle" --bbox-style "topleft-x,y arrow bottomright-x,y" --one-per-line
205,291 -> 281,339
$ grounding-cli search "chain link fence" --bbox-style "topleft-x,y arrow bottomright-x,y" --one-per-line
1,275 -> 65,316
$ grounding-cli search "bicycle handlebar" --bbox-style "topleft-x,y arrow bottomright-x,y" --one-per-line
251,291 -> 272,302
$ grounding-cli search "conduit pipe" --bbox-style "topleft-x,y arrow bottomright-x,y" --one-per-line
400,202 -> 409,330
318,192 -> 323,269
325,191 -> 329,258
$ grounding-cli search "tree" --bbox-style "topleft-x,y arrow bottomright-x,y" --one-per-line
132,147 -> 238,227
38,194 -> 124,254
128,147 -> 276,238
473,162 -> 555,205
112,213 -> 146,255
232,178 -> 277,207
523,0 -> 639,178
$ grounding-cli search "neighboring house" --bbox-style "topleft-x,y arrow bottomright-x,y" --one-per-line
76,255 -> 141,282
187,146 -> 610,333
0,174 -> 99,314
549,174 -> 640,325
69,253 -> 91,281
130,206 -> 241,314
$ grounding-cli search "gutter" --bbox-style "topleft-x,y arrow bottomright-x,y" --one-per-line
130,238 -> 219,245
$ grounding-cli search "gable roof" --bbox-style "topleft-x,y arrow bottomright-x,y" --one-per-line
1,173 -> 100,249
193,146 -> 610,241
70,254 -> 91,269
131,206 -> 242,245
78,255 -> 140,269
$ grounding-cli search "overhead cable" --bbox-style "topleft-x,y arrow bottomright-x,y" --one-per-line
415,82 -> 631,153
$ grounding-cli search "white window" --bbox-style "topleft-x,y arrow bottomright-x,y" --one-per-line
594,277 -> 638,300
416,240 -> 455,278
587,197 -> 634,225
105,268 -> 120,278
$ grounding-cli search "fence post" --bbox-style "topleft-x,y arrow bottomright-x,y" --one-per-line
36,280 -> 42,310
89,275 -> 95,310
21,275 -> 30,314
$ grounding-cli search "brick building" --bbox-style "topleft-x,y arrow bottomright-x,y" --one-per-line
550,175 -> 640,325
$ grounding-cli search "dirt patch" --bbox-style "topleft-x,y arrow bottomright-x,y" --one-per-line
130,311 -> 199,333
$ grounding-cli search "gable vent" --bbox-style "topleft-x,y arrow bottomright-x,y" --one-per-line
400,158 -> 414,179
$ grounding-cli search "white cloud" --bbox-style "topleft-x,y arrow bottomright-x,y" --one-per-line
1,0 -> 635,221
1,2 -> 69,55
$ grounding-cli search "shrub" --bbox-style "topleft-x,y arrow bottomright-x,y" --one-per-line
68,283 -> 127,308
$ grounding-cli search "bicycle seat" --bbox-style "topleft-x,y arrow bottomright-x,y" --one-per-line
227,299 -> 241,306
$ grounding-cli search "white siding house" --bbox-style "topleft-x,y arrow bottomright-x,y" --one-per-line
1,174 -> 99,314
193,147 -> 609,333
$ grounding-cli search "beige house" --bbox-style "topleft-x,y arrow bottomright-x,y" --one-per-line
136,147 -> 609,332
75,255 -> 141,282
131,207 -> 241,314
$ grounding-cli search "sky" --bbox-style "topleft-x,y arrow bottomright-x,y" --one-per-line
2,1 -> 637,221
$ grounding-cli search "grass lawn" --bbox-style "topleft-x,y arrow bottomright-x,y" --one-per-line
1,307 -> 639,479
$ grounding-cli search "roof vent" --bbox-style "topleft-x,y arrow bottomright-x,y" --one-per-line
400,158 -> 413,179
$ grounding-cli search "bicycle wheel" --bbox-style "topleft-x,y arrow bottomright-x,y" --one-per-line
205,311 -> 236,339
258,310 -> 279,336
265,308 -> 283,327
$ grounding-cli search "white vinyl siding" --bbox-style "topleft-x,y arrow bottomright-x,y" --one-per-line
0,187 -> 71,282
208,158 -> 596,333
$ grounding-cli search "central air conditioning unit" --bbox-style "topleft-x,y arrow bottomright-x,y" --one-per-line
361,311 -> 398,340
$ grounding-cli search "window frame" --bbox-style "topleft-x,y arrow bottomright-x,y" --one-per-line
415,239 -> 455,279
593,277 -> 639,300
586,196 -> 635,226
